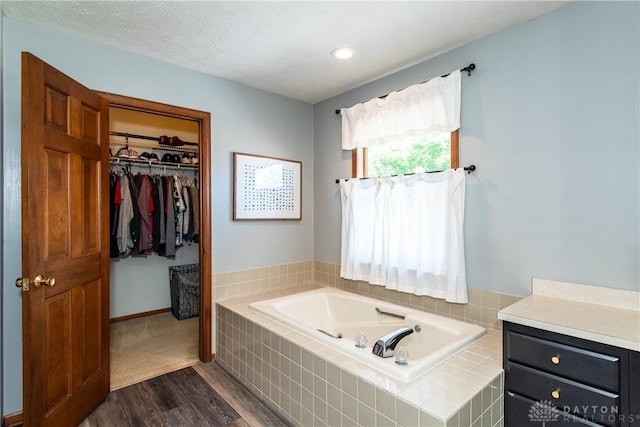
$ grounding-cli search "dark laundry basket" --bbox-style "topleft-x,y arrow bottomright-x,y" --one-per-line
169,264 -> 200,320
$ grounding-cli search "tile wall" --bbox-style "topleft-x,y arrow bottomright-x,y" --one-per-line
214,261 -> 315,302
313,261 -> 523,330
213,260 -> 523,332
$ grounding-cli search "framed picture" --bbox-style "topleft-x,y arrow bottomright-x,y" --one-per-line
233,152 -> 302,221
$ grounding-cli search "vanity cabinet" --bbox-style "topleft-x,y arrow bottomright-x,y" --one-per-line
503,321 -> 638,427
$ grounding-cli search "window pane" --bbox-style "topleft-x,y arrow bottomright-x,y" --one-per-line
367,132 -> 451,176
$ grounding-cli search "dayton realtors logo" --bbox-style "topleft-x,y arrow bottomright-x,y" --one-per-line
529,400 -> 560,425
528,400 -> 638,425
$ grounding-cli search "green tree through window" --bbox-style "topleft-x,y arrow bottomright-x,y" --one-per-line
366,132 -> 451,176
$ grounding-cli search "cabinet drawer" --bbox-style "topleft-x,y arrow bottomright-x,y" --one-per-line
506,362 -> 619,427
505,391 -> 605,426
507,330 -> 620,391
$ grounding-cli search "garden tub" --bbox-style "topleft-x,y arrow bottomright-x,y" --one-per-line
249,286 -> 486,382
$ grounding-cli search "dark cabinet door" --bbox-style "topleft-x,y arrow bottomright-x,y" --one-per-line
503,322 -> 634,427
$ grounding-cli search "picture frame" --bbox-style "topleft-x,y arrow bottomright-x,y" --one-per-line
233,152 -> 302,221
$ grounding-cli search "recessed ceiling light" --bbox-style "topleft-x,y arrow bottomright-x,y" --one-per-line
331,47 -> 354,60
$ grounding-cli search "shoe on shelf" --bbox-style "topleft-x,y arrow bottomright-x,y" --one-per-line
190,155 -> 198,165
139,152 -> 159,162
128,149 -> 139,159
115,147 -> 130,158
181,153 -> 191,164
159,135 -> 170,146
172,154 -> 182,163
170,136 -> 184,146
161,153 -> 173,163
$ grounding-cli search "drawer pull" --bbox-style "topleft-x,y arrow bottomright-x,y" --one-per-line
551,355 -> 560,365
551,389 -> 560,399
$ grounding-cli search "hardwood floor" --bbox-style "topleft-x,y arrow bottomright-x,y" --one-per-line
81,362 -> 289,427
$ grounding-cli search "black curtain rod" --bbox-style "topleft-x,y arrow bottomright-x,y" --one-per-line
109,131 -> 198,146
335,165 -> 476,183
335,63 -> 475,115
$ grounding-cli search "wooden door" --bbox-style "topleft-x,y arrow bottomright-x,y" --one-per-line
20,52 -> 110,426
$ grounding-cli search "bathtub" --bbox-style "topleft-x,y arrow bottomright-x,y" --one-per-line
249,286 -> 486,382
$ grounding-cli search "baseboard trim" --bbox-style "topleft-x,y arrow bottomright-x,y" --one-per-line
3,411 -> 23,427
110,307 -> 172,323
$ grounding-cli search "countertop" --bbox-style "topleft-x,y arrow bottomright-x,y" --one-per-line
498,278 -> 640,351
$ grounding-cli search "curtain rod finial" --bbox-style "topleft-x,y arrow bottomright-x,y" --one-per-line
464,64 -> 476,76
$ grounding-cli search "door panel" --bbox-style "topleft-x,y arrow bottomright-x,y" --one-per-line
43,149 -> 71,260
80,158 -> 100,252
22,52 -> 110,427
77,280 -> 102,381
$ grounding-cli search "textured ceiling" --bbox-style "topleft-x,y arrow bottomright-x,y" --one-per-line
2,1 -> 570,103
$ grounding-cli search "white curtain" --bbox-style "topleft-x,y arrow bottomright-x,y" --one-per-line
341,70 -> 461,150
339,169 -> 467,303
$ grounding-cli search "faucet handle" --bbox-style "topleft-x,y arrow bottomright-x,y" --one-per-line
395,347 -> 409,365
355,332 -> 368,349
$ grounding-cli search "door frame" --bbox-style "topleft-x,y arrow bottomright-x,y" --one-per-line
99,91 -> 213,362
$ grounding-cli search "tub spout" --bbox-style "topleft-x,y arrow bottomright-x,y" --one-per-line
372,326 -> 414,358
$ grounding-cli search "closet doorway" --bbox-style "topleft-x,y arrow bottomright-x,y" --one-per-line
100,92 -> 212,390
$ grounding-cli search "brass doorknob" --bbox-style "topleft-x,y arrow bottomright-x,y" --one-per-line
16,275 -> 55,291
551,389 -> 560,399
551,355 -> 560,365
33,275 -> 55,288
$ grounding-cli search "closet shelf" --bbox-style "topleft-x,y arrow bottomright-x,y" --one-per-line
109,157 -> 199,170
109,135 -> 199,154
109,130 -> 198,146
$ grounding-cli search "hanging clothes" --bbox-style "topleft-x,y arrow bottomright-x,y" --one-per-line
190,185 -> 200,243
173,175 -> 185,248
182,184 -> 191,241
126,171 -> 141,254
164,175 -> 177,257
135,174 -> 154,254
109,166 -> 198,259
151,176 -> 161,253
117,173 -> 134,254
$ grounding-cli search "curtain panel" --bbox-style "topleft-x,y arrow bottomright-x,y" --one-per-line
339,169 -> 467,303
340,69 -> 461,150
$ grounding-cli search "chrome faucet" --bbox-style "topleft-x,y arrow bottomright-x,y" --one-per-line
372,326 -> 414,358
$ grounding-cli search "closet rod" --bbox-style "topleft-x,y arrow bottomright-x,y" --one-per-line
335,165 -> 475,184
109,131 -> 198,146
334,63 -> 475,115
110,157 -> 198,170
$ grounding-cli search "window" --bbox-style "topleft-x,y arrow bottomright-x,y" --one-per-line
339,70 -> 468,302
352,130 -> 459,177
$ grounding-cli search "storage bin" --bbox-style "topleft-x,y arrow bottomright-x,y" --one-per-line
169,264 -> 199,320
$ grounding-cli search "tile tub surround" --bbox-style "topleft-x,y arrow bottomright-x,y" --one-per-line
216,286 -> 504,427
314,261 -> 523,331
214,261 -> 315,302
212,260 -> 521,332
